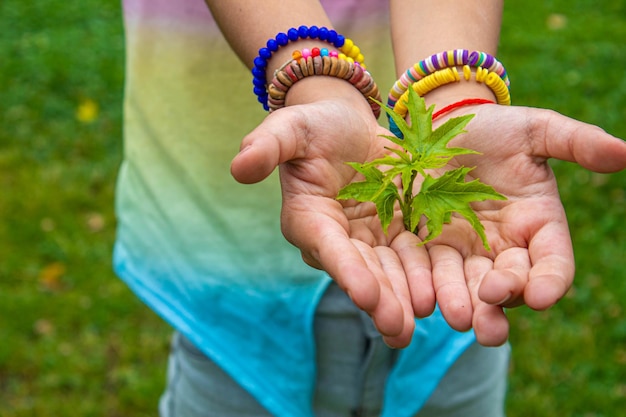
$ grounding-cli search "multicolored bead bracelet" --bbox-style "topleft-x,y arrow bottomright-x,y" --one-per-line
387,49 -> 510,110
267,48 -> 381,118
252,26 -> 367,111
393,65 -> 511,116
388,65 -> 511,138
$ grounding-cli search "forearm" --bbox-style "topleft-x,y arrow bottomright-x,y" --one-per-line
204,1 -> 332,74
389,0 -> 504,107
204,1 -> 375,115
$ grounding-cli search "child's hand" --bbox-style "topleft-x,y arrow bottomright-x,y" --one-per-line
231,81 -> 430,348
424,104 -> 626,346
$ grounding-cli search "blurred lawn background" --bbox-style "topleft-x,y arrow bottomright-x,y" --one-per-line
1,1 -> 624,416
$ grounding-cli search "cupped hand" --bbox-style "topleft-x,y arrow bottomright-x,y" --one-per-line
231,93 -> 434,348
425,104 -> 626,346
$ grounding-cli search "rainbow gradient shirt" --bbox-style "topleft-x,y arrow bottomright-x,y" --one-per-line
115,1 -> 476,415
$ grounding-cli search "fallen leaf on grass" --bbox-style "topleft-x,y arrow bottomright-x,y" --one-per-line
33,318 -> 55,337
39,262 -> 66,292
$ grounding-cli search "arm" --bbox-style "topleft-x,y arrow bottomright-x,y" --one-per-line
390,0 -> 626,346
206,0 -> 426,347
390,0 -> 503,107
205,0 -> 331,70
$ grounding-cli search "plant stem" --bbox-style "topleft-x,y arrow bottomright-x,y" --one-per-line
401,169 -> 418,232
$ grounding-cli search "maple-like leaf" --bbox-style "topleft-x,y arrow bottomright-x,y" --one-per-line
337,163 -> 399,232
337,88 -> 507,250
412,167 -> 506,250
381,91 -> 480,171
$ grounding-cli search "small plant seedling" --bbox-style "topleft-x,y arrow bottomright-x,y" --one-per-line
337,88 -> 506,251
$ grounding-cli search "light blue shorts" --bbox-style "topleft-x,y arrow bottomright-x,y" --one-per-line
159,283 -> 510,417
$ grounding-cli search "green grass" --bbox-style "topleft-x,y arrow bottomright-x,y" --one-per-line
500,1 -> 626,415
1,2 -> 170,416
1,1 -> 624,416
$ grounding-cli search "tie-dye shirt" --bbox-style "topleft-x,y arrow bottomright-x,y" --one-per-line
115,1 -> 475,415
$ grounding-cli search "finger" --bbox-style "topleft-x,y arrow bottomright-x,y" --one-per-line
230,108 -> 306,184
373,246 -> 416,348
280,198 -> 391,320
391,231 -> 435,318
525,221 -> 575,310
526,107 -> 626,173
310,230 -> 382,313
430,245 -> 472,331
464,256 -> 510,346
301,222 -> 406,340
472,303 -> 509,346
479,247 -> 531,308
352,242 -> 406,340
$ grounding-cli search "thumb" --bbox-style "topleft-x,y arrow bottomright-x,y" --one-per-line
527,107 -> 626,173
230,108 -> 307,184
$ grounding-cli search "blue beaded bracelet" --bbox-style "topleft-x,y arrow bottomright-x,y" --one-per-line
252,25 -> 368,111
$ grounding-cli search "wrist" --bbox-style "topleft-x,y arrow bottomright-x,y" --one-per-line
285,76 -> 375,116
423,81 -> 496,111
267,47 -> 381,117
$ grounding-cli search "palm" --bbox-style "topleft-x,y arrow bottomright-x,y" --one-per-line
232,99 -> 626,348
232,99 -> 432,347
422,104 -> 626,345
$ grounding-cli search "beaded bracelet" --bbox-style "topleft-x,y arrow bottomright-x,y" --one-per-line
389,65 -> 510,138
252,26 -> 367,111
267,48 -> 381,118
387,49 -> 510,109
389,97 -> 496,139
393,65 -> 511,117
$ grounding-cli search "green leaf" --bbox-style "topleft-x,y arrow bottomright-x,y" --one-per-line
336,163 -> 400,233
375,89 -> 434,156
412,167 -> 506,250
420,114 -> 480,169
338,92 -> 507,250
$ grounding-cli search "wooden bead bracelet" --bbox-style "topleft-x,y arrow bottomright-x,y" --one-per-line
267,48 -> 381,118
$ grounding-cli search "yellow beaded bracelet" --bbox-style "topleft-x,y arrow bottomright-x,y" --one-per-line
392,65 -> 511,117
340,38 -> 366,68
